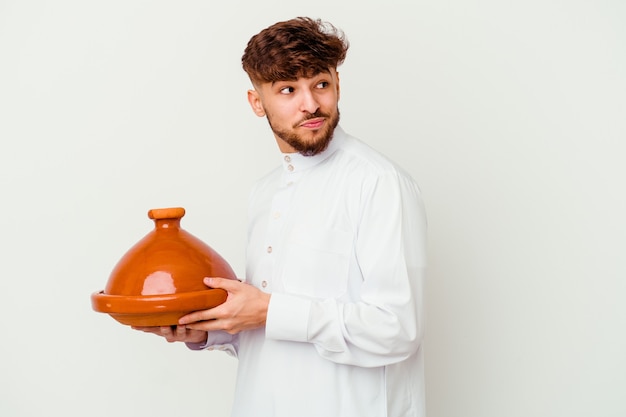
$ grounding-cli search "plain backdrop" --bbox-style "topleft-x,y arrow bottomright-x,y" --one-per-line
1,1 -> 624,416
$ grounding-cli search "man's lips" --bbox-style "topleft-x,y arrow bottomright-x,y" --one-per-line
299,118 -> 325,129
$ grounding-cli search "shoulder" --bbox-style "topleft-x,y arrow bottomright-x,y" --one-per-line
334,129 -> 417,186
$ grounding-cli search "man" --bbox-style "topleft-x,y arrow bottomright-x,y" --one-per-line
136,17 -> 427,417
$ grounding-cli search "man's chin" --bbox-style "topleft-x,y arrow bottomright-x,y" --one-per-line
271,115 -> 338,156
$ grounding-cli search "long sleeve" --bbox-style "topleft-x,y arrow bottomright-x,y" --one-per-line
265,169 -> 427,367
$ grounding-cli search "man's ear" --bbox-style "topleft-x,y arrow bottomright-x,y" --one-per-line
247,89 -> 266,117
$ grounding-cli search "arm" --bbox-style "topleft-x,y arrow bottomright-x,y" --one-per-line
179,170 -> 426,367
267,171 -> 427,367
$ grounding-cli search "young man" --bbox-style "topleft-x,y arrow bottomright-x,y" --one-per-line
136,17 -> 427,417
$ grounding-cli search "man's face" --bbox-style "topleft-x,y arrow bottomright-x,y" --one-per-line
247,69 -> 341,156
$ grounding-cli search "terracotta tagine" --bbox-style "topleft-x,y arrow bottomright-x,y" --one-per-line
91,207 -> 237,326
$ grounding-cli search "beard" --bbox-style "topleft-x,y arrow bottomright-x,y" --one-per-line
267,108 -> 340,156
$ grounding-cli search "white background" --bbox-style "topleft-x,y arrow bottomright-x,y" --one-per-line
1,1 -> 624,416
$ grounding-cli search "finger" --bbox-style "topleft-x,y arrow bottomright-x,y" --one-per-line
178,308 -> 218,325
175,325 -> 187,338
131,326 -> 162,335
162,325 -> 182,342
204,277 -> 241,291
185,319 -> 224,333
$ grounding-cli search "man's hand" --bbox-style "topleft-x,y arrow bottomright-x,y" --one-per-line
179,277 -> 270,334
131,325 -> 208,344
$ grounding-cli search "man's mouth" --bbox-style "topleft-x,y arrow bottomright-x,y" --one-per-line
299,118 -> 325,129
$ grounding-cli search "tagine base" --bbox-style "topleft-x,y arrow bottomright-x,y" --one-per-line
91,288 -> 228,327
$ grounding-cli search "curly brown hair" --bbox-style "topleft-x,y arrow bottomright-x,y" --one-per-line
242,17 -> 349,85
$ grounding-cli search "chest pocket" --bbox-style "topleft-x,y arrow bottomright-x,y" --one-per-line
279,224 -> 352,298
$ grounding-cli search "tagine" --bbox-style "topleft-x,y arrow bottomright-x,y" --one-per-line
91,207 -> 237,326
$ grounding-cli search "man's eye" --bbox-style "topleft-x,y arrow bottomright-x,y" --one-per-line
316,81 -> 329,89
280,86 -> 295,94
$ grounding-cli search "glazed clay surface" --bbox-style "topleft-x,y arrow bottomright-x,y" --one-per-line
91,207 -> 237,326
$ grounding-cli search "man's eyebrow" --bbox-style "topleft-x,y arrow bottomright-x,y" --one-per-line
271,79 -> 296,86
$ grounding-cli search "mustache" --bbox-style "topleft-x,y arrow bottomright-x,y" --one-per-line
294,110 -> 328,127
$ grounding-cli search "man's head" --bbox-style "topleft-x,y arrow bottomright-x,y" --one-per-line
242,17 -> 350,156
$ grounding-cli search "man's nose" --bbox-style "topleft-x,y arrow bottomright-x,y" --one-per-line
299,90 -> 320,114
